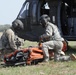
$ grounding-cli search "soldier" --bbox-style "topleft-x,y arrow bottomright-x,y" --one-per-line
1,19 -> 24,54
39,14 -> 76,62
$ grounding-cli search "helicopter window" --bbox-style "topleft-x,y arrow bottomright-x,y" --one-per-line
41,2 -> 50,15
18,2 -> 29,19
44,3 -> 50,9
31,3 -> 37,23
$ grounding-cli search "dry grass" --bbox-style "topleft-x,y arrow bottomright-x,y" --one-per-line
0,61 -> 76,75
0,35 -> 76,75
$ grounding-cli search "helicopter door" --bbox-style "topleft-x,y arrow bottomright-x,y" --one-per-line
29,1 -> 39,25
60,2 -> 69,35
60,0 -> 76,40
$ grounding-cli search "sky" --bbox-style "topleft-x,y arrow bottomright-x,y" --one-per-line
0,0 -> 25,25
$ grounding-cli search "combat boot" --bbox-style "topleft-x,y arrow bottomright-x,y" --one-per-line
70,54 -> 76,61
43,56 -> 49,62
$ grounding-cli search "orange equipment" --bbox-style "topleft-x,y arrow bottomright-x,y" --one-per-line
4,41 -> 67,66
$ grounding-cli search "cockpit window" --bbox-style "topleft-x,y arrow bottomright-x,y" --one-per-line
40,2 -> 50,16
42,3 -> 50,10
18,2 -> 29,19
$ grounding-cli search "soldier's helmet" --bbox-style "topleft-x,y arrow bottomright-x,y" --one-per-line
39,14 -> 50,27
12,19 -> 24,30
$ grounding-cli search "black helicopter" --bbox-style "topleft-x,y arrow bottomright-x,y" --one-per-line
15,0 -> 76,41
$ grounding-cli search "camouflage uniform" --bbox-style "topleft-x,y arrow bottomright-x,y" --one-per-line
0,19 -> 24,60
39,14 -> 66,62
41,22 -> 65,61
1,28 -> 24,51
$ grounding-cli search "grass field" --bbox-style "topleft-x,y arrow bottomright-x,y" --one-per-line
0,41 -> 76,75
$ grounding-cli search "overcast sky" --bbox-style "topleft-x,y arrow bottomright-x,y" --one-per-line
0,0 -> 25,25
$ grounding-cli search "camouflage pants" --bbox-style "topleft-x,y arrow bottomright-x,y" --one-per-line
0,48 -> 14,61
42,40 -> 64,61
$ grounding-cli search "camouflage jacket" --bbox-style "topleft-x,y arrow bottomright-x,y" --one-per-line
1,28 -> 24,50
41,22 -> 64,41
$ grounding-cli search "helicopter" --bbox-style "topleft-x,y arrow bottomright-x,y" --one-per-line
15,0 -> 76,41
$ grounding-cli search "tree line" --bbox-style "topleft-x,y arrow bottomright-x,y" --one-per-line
0,24 -> 11,32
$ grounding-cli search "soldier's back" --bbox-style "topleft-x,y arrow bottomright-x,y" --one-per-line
5,28 -> 14,36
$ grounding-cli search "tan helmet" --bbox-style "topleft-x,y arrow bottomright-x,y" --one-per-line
12,19 -> 24,30
39,14 -> 50,27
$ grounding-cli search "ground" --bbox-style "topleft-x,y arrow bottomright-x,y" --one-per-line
0,32 -> 76,75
